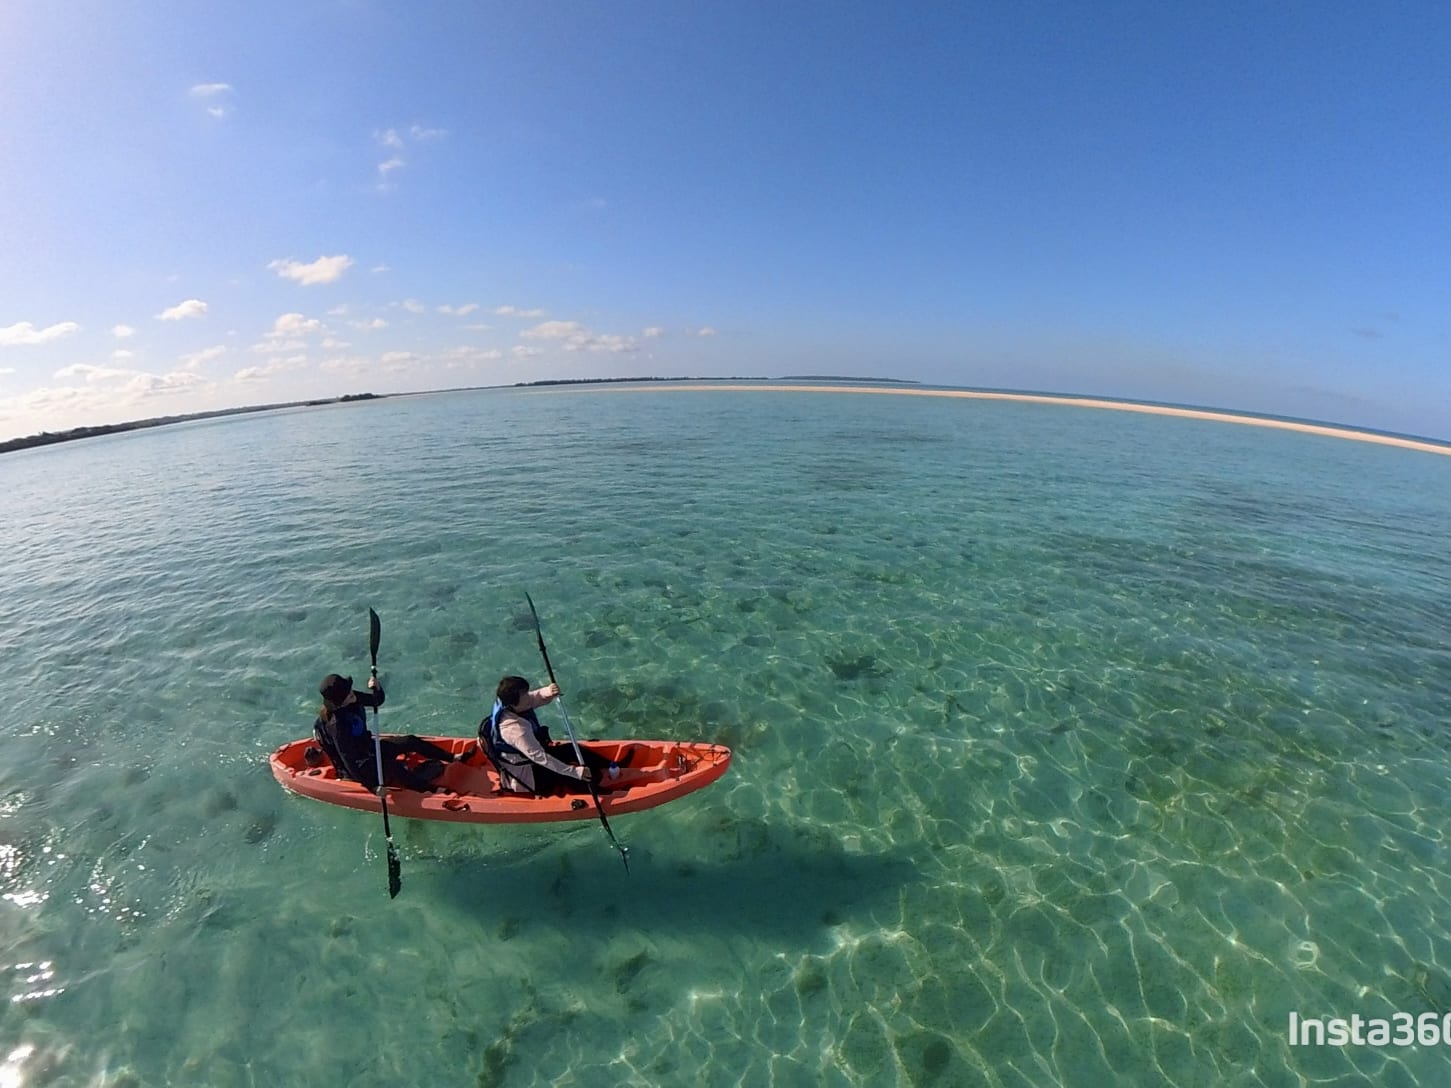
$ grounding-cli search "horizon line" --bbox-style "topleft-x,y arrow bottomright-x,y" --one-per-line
6,377 -> 1451,459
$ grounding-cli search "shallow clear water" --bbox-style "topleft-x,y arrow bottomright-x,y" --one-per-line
3,384 -> 1451,1086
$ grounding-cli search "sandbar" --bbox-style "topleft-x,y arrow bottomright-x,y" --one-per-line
564,382 -> 1451,458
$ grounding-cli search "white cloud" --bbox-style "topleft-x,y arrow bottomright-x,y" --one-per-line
269,313 -> 324,337
372,264 -> 391,274
268,255 -> 353,286
327,305 -> 350,316
190,83 -> 234,119
181,345 -> 226,369
252,339 -> 306,354
380,351 -> 417,365
522,319 -> 639,354
0,367 -> 13,376
123,371 -> 206,396
49,363 -> 206,401
111,324 -> 136,339
320,355 -> 370,373
156,299 -> 207,321
521,320 -> 583,341
112,349 -> 135,362
376,124 -> 446,146
399,299 -> 426,315
56,363 -> 126,383
463,323 -> 493,332
235,355 -> 307,382
643,327 -> 663,338
696,327 -> 718,337
512,346 -> 543,358
437,303 -> 479,316
578,334 -> 637,354
372,125 -> 445,191
250,312 -> 324,355
441,345 -> 503,363
352,318 -> 388,331
495,305 -> 548,318
321,337 -> 351,350
1,320 -> 80,346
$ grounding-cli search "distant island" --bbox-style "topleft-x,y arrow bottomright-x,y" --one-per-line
0,393 -> 382,455
0,377 -> 916,454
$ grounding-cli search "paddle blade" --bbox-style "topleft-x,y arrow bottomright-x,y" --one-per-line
387,843 -> 402,898
524,592 -> 557,684
525,593 -> 544,649
368,608 -> 381,667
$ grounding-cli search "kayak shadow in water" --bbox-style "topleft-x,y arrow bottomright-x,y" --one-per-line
427,816 -> 919,942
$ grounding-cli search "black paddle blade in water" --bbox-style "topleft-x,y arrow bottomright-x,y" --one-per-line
387,845 -> 402,898
369,607 -> 381,667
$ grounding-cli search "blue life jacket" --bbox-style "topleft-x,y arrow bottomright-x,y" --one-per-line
480,699 -> 549,786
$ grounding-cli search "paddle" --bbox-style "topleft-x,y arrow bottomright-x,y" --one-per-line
525,592 -> 630,872
369,607 -> 403,898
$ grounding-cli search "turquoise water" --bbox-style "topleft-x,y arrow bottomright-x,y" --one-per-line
4,383 -> 1451,1086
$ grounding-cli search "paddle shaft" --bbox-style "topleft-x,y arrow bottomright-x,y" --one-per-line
370,673 -> 390,838
526,593 -> 629,870
369,608 -> 402,898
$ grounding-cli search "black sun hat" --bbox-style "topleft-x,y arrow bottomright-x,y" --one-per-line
319,673 -> 354,703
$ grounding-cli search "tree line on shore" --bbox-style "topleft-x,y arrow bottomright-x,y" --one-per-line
0,394 -> 380,455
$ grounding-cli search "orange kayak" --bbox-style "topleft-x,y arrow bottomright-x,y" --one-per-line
268,736 -> 732,824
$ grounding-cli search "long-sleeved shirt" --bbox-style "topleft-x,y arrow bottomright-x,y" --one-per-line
492,688 -> 587,793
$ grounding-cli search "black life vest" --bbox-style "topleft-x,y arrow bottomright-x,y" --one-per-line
316,704 -> 374,781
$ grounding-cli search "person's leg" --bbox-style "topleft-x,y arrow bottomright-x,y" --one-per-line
546,742 -> 611,776
548,742 -> 639,791
386,734 -> 456,762
525,759 -> 594,796
376,738 -> 446,789
381,755 -> 444,790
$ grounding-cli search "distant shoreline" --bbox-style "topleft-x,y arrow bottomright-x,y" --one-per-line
0,392 -> 384,455
0,376 -> 912,454
4,376 -> 1450,458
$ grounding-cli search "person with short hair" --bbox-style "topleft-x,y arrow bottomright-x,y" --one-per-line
313,672 -> 454,791
468,675 -> 611,794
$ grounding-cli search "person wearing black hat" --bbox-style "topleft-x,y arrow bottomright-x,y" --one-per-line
313,672 -> 455,791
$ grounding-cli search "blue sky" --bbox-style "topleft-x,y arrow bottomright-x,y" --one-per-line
2,1 -> 1449,441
